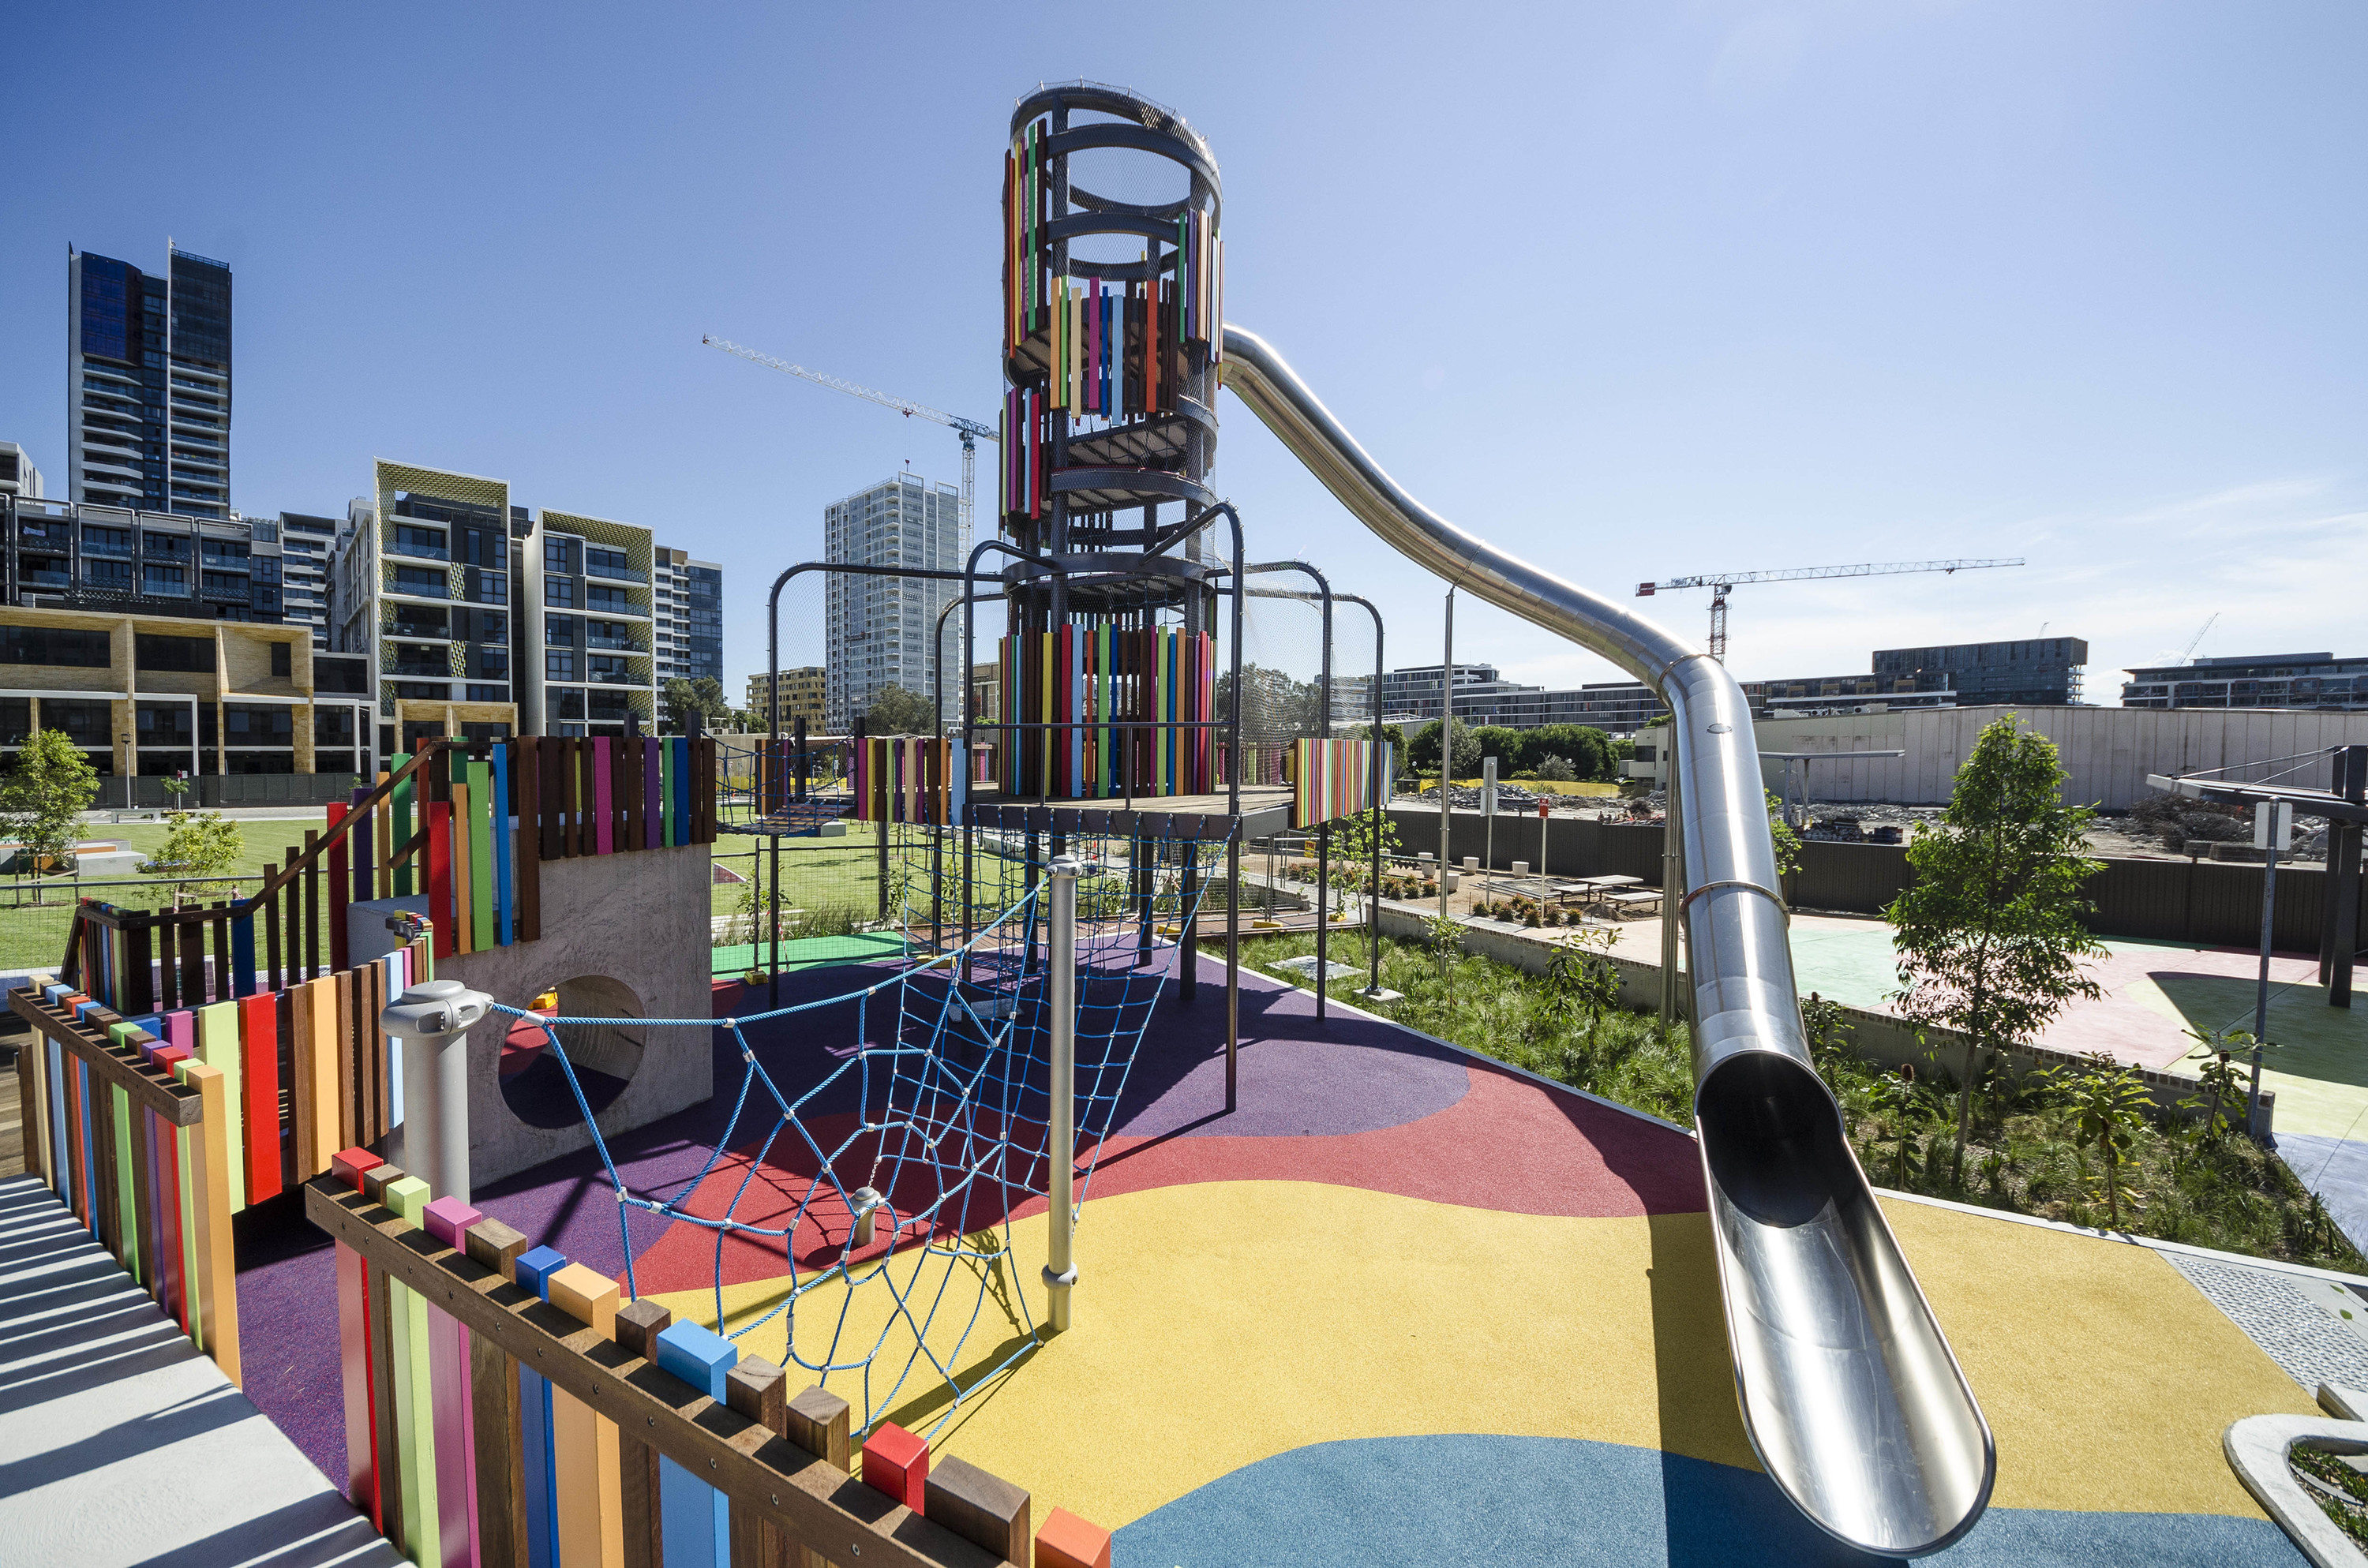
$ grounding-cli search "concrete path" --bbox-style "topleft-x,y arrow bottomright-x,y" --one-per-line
0,1175 -> 398,1568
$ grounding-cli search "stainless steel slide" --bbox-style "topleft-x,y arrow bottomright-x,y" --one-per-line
1220,326 -> 1995,1557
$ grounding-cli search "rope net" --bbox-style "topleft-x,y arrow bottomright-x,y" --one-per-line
491,821 -> 1229,1437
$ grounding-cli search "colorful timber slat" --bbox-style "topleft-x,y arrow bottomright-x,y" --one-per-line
307,1166 -> 1108,1568
6,973 -> 244,1385
848,733 -> 969,825
1289,737 -> 1395,829
992,626 -> 1216,799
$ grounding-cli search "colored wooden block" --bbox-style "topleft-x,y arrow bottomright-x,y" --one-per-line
195,1001 -> 245,1213
429,1288 -> 478,1568
176,1057 -> 242,1385
654,1320 -> 736,1568
515,1245 -> 568,1300
336,1241 -> 378,1522
422,1195 -> 482,1248
305,979 -> 341,1176
927,1455 -> 1030,1567
470,1322 -> 529,1568
519,1356 -> 558,1568
332,1145 -> 384,1192
786,1384 -> 852,1472
362,1160 -> 407,1208
1035,1506 -> 1113,1568
464,1217 -> 530,1282
724,1356 -> 788,1566
860,1421 -> 928,1512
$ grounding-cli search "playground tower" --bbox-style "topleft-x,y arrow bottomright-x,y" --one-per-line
993,81 -> 1227,799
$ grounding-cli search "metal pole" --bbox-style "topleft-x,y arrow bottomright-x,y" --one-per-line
382,979 -> 489,1203
1660,745 -> 1681,1028
1043,852 -> 1080,1334
2250,801 -> 2286,1131
1439,587 -> 1452,920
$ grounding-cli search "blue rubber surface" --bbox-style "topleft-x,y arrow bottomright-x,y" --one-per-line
1113,1436 -> 2304,1567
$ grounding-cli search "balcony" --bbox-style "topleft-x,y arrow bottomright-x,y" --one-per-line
585,633 -> 643,653
585,559 -> 643,582
21,570 -> 69,590
389,655 -> 455,679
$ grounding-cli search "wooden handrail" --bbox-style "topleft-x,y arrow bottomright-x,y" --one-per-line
305,1177 -> 1007,1568
234,739 -> 451,915
9,986 -> 202,1126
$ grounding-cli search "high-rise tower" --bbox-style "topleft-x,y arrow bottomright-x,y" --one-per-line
66,245 -> 234,518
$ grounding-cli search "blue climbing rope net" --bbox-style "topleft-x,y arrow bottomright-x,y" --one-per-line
492,821 -> 1232,1436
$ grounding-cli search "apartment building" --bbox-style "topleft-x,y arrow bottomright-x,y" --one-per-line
66,245 -> 233,518
822,473 -> 968,732
747,667 -> 826,731
330,461 -> 660,758
654,546 -> 723,719
531,511 -> 658,740
2122,651 -> 2368,712
1379,663 -> 1668,732
0,442 -> 40,500
3,494 -> 372,783
271,511 -> 336,647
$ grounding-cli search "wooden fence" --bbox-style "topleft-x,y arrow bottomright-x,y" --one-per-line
308,1158 -> 1115,1568
8,974 -> 245,1383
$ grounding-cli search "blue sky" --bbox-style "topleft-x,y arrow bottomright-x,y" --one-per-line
3,3 -> 2362,705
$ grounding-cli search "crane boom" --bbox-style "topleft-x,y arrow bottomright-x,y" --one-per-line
1634,556 -> 2025,663
701,336 -> 997,440
1637,557 -> 2023,594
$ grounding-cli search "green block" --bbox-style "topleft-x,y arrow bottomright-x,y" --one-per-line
196,1001 -> 243,1214
384,1175 -> 440,1566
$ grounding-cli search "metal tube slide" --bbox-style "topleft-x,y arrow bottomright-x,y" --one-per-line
1220,325 -> 1995,1557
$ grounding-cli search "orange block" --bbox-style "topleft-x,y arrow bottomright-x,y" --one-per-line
861,1421 -> 928,1511
1036,1508 -> 1113,1568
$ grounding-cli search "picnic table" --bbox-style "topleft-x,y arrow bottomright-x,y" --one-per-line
1601,889 -> 1665,919
1563,874 -> 1643,912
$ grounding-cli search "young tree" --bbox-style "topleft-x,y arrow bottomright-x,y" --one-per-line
141,809 -> 242,911
2044,1053 -> 2153,1227
1888,715 -> 2106,1182
1766,791 -> 1802,877
663,676 -> 738,734
1407,717 -> 1480,780
1,730 -> 99,900
862,683 -> 942,735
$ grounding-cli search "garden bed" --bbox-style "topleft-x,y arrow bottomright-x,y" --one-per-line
1241,930 -> 2367,1273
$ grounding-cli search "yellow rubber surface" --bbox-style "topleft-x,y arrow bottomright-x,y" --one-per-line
646,1181 -> 2308,1532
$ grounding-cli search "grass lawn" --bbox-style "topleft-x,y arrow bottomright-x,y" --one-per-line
1240,928 -> 2366,1273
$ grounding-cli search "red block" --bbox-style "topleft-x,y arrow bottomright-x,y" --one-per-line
331,1146 -> 384,1192
1036,1508 -> 1113,1568
860,1421 -> 928,1511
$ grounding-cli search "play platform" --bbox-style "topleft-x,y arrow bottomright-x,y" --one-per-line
227,953 -> 2335,1565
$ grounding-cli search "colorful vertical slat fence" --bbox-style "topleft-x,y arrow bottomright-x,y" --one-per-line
849,735 -> 967,825
993,627 -> 1216,799
1289,738 -> 1395,829
307,1165 -> 1113,1568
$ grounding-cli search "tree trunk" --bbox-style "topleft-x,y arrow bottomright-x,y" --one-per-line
1952,1038 -> 1981,1185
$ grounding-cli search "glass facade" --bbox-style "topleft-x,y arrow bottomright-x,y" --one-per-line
69,245 -> 232,518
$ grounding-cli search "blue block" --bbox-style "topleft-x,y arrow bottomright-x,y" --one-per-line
515,1245 -> 568,1299
655,1319 -> 739,1568
519,1362 -> 558,1568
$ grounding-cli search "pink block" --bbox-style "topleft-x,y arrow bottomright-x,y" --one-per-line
594,737 -> 614,854
422,1196 -> 481,1248
164,1009 -> 194,1052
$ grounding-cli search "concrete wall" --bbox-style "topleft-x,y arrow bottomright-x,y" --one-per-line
1753,704 -> 2368,812
438,843 -> 715,1184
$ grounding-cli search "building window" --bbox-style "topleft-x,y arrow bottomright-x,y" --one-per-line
546,649 -> 577,681
142,563 -> 189,597
545,577 -> 577,608
464,684 -> 509,702
1,627 -> 112,668
272,642 -> 292,676
545,615 -> 579,646
393,564 -> 448,598
135,632 -> 215,672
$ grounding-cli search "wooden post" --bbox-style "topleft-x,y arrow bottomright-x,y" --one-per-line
614,1300 -> 673,1568
726,1356 -> 790,1568
926,1458 -> 1030,1568
465,1218 -> 530,1568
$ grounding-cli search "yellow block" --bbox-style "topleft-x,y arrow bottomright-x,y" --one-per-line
548,1263 -> 623,1568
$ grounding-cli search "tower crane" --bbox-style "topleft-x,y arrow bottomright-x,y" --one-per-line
1635,557 -> 2025,663
2174,612 -> 2218,666
702,335 -> 999,544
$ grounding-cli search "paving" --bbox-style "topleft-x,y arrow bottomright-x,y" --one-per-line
0,1175 -> 397,1568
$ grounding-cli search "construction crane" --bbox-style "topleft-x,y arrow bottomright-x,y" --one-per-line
702,335 -> 999,544
1635,557 -> 2025,663
2173,612 -> 2219,666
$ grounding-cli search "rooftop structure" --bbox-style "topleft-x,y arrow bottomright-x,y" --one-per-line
0,440 -> 42,500
2123,651 -> 2368,711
